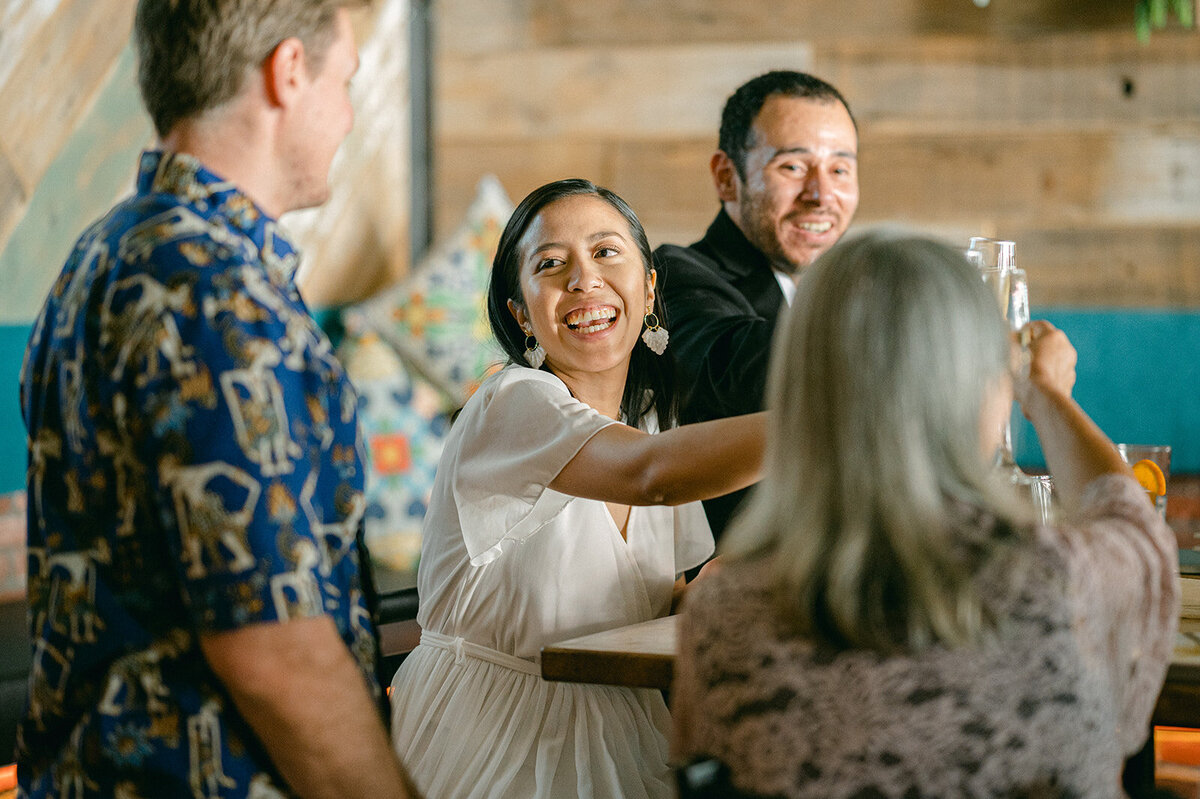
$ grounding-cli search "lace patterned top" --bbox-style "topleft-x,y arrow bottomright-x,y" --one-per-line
673,475 -> 1179,798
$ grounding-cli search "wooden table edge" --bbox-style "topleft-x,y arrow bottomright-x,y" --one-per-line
540,647 -> 674,690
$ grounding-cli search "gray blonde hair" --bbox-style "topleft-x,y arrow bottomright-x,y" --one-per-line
723,229 -> 1027,653
135,0 -> 369,136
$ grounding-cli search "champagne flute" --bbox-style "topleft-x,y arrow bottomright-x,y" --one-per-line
967,240 -> 1050,519
968,237 -> 1015,324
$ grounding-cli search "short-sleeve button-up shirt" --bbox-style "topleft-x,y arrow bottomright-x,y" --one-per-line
18,150 -> 379,797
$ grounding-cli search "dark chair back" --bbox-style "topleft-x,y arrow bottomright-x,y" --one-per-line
0,598 -> 30,761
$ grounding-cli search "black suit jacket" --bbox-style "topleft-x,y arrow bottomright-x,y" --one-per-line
654,209 -> 786,540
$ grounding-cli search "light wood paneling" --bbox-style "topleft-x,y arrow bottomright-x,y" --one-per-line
440,35 -> 1200,142
0,143 -> 26,255
0,0 -> 64,89
0,0 -> 413,312
1013,223 -> 1200,307
608,138 -> 720,246
433,138 -> 608,241
858,129 -> 1200,225
433,4 -> 1200,311
442,129 -> 1200,247
0,48 -> 153,325
0,0 -> 136,193
437,42 -> 814,140
440,0 -> 1139,54
526,0 -> 1135,47
435,0 -> 534,56
817,33 -> 1200,130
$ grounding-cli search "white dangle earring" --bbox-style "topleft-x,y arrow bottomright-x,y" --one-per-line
522,327 -> 546,368
641,307 -> 669,355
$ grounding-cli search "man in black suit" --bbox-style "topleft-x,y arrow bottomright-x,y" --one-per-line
655,71 -> 859,540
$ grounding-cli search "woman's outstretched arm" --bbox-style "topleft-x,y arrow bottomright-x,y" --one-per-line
549,412 -> 767,506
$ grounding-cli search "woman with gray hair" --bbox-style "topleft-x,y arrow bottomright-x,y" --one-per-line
672,231 -> 1178,797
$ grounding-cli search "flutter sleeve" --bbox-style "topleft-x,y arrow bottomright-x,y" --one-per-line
451,368 -> 618,565
1046,473 -> 1180,755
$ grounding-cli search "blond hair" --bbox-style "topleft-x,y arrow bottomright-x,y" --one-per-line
135,0 -> 369,136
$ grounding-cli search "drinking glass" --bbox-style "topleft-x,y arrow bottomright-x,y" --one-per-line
969,236 -> 1015,311
967,238 -> 1052,524
1117,443 -> 1171,519
1026,473 -> 1055,525
967,238 -> 1021,470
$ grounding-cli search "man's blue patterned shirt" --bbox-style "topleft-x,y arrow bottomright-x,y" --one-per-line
18,151 -> 379,797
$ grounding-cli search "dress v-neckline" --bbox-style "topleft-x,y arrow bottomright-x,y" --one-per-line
605,503 -> 633,542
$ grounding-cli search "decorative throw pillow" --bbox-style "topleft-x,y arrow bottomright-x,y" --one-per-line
339,331 -> 453,578
0,491 -> 26,602
346,174 -> 513,405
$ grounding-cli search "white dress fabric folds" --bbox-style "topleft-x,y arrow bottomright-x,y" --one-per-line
390,366 -> 714,798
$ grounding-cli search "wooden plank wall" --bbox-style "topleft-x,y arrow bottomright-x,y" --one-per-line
291,1 -> 413,306
432,0 -> 1200,307
0,0 -> 137,258
0,0 -> 412,311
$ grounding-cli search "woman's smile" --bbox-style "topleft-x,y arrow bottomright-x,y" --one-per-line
564,305 -> 619,335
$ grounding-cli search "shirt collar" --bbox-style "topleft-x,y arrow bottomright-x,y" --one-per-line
773,268 -> 797,306
136,150 -> 301,284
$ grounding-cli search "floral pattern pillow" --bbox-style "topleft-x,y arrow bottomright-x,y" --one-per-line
346,175 -> 513,405
339,332 -> 453,577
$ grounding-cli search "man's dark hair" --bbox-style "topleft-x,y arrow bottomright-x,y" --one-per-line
718,70 -> 856,180
134,0 -> 369,137
487,178 -> 679,430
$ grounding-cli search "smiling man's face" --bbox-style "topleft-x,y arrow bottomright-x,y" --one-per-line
721,94 -> 859,274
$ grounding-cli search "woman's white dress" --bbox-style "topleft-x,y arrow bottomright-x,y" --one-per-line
390,367 -> 714,799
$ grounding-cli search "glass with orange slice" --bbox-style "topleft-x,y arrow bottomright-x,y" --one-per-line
1117,444 -> 1170,519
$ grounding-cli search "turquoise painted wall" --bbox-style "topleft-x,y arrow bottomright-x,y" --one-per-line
0,325 -> 30,493
1013,308 -> 1200,475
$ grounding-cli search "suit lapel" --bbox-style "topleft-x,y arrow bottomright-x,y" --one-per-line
694,209 -> 785,328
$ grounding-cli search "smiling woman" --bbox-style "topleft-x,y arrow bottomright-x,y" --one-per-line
506,190 -> 660,419
387,179 -> 767,799
488,179 -> 675,431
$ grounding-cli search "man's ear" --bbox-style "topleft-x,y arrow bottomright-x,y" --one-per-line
262,37 -> 309,108
711,150 -> 740,205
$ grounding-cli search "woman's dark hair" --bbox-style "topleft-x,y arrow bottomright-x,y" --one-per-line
486,178 -> 679,430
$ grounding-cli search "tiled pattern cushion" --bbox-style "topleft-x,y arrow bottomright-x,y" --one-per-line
346,175 -> 512,404
340,332 -> 454,575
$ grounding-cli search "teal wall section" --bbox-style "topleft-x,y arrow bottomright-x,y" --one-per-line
1013,308 -> 1200,474
0,325 -> 31,494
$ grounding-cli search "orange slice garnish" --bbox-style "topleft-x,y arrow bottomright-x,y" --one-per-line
1132,459 -> 1166,496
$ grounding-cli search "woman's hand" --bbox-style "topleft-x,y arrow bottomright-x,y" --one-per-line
1015,320 -> 1077,415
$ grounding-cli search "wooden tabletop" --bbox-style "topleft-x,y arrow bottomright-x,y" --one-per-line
541,576 -> 1200,729
541,615 -> 676,690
